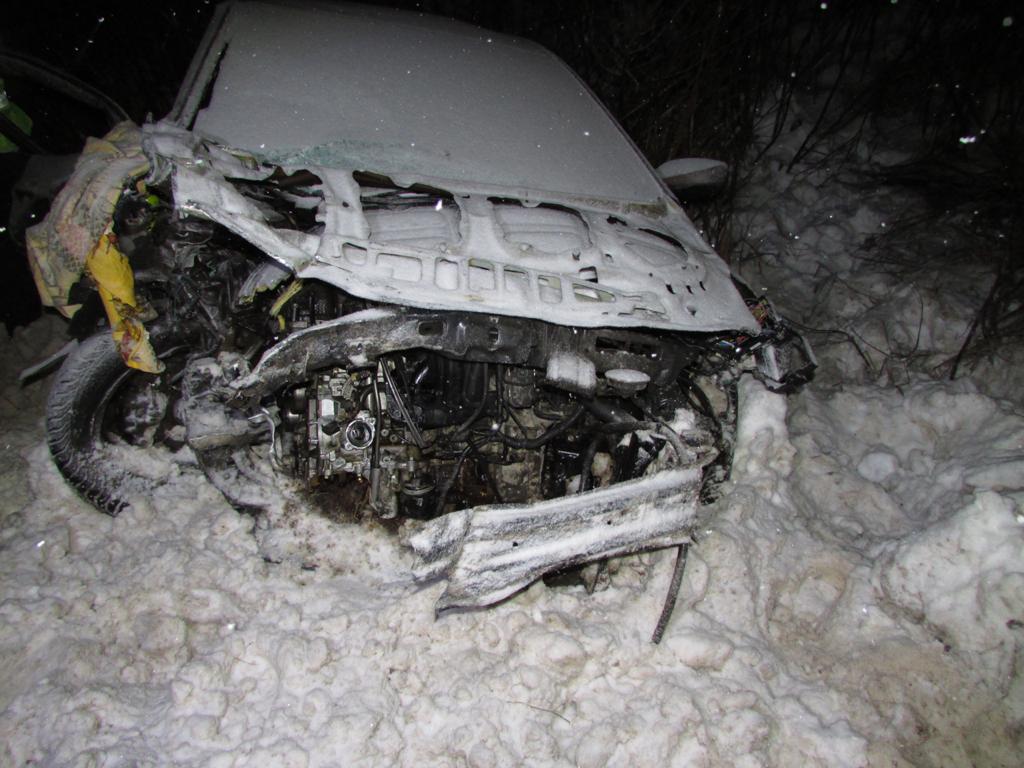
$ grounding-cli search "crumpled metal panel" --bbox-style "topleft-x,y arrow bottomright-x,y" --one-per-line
148,122 -> 759,334
407,466 -> 703,613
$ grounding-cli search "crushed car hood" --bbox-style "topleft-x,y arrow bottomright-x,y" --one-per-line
146,121 -> 758,334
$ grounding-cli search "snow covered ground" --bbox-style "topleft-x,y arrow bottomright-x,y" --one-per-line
2,109 -> 1023,768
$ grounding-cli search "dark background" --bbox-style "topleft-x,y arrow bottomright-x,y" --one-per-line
3,0 -> 1022,342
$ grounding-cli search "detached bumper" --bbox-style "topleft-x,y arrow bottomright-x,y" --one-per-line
407,466 -> 703,613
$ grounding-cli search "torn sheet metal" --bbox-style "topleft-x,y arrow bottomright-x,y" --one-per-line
147,120 -> 758,335
85,231 -> 162,373
407,466 -> 703,613
26,121 -> 149,317
171,162 -> 318,271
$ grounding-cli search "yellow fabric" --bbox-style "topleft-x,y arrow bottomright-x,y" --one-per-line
85,231 -> 163,373
26,121 -> 150,318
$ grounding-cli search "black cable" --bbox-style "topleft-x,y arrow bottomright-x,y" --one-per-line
434,436 -> 501,515
651,543 -> 690,644
434,443 -> 472,516
380,358 -> 425,448
370,374 -> 382,469
504,403 -> 529,435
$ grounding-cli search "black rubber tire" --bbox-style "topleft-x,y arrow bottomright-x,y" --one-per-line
46,325 -> 185,515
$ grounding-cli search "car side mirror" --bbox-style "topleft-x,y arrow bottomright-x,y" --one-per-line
656,158 -> 729,200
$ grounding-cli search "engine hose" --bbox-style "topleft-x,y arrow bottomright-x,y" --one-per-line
579,433 -> 610,493
587,397 -> 690,466
491,404 -> 585,449
584,397 -> 642,425
452,363 -> 489,440
583,398 -> 651,434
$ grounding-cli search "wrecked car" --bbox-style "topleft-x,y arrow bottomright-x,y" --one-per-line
25,1 -> 813,614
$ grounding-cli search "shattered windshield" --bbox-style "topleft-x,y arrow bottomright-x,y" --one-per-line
184,1 -> 666,204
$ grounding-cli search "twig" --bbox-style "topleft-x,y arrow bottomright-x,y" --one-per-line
949,272 -> 999,380
500,699 -> 572,724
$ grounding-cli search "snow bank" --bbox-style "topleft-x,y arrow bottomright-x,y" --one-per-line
878,492 -> 1023,674
789,379 -> 1024,546
721,85 -> 1024,764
